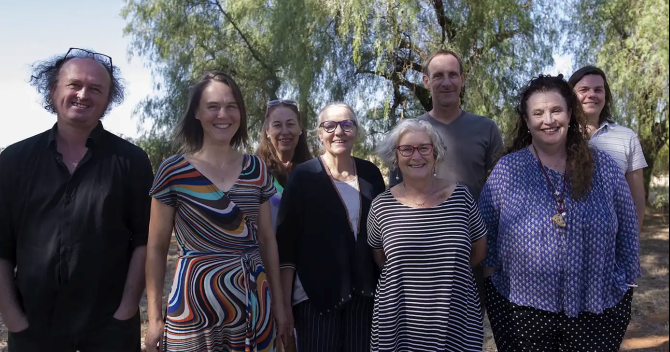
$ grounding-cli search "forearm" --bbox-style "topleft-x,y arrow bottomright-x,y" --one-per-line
372,250 -> 386,270
259,238 -> 285,312
0,259 -> 25,321
632,190 -> 646,230
626,170 -> 646,230
470,237 -> 487,267
117,245 -> 147,313
145,244 -> 169,322
280,268 -> 295,308
483,267 -> 496,278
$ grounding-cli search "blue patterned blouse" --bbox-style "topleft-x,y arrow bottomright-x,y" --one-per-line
479,147 -> 640,317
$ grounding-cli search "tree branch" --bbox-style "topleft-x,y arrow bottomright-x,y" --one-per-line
208,0 -> 276,77
430,0 -> 457,43
471,29 -> 520,60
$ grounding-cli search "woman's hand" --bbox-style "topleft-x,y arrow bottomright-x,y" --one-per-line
284,303 -> 294,342
145,319 -> 164,352
273,303 -> 288,351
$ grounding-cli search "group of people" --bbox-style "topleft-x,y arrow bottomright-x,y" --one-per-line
0,47 -> 643,352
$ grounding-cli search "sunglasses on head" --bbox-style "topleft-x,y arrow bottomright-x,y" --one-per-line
267,99 -> 298,107
397,144 -> 434,157
64,48 -> 113,74
319,120 -> 357,133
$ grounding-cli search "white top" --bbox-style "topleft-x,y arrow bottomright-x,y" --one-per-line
291,177 -> 361,306
590,122 -> 648,175
334,177 -> 361,239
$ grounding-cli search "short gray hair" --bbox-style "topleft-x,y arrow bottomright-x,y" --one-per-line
376,119 -> 447,167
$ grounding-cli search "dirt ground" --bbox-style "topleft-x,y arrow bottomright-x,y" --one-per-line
1,208 -> 667,352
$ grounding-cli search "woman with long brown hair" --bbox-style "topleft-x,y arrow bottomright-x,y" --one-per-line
479,74 -> 639,351
256,100 -> 312,225
144,72 -> 286,352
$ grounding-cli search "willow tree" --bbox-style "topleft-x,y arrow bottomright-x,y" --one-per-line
121,0 -> 556,156
565,0 -> 669,197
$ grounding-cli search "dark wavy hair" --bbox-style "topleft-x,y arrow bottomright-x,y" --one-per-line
506,74 -> 593,199
175,71 -> 248,154
568,65 -> 614,125
255,102 -> 312,186
28,49 -> 124,117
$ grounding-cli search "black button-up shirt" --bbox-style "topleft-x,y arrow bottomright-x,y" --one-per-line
0,122 -> 153,336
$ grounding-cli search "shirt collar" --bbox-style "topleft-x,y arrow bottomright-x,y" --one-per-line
47,121 -> 105,149
599,121 -> 616,130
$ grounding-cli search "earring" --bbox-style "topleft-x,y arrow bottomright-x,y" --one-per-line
433,168 -> 437,177
395,173 -> 400,181
299,131 -> 303,135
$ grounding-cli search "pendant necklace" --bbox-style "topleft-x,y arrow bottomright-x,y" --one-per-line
403,179 -> 434,208
532,145 -> 567,228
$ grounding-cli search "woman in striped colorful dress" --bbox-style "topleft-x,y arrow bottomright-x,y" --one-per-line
144,72 -> 287,352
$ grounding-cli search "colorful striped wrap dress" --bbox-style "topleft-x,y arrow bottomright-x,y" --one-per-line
150,154 -> 277,352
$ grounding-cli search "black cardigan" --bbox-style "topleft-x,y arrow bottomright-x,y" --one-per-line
276,156 -> 386,311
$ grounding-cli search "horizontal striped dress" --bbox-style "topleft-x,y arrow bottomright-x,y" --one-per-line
150,154 -> 276,352
367,185 -> 486,352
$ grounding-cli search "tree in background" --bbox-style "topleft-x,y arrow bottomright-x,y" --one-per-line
565,0 -> 669,197
121,0 -> 557,158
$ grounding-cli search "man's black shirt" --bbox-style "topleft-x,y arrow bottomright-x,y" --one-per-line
0,122 -> 153,336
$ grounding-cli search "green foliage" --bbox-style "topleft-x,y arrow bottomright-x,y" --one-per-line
121,0 -> 557,156
565,0 -> 670,198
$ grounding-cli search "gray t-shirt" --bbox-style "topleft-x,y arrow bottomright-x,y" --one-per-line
390,110 -> 503,200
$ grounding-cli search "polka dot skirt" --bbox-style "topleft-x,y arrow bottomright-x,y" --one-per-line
485,277 -> 633,352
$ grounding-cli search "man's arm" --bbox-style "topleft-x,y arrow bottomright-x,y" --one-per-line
114,153 -> 153,319
0,259 -> 28,332
485,122 -> 504,174
114,247 -> 147,319
0,150 -> 28,332
625,169 -> 646,230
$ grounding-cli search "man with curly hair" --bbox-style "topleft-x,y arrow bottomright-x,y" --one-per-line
0,48 -> 153,351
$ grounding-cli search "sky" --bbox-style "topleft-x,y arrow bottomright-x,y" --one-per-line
0,0 -> 153,148
0,1 -> 573,148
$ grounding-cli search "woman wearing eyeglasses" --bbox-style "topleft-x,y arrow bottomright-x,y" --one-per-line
276,102 -> 385,352
367,119 -> 487,351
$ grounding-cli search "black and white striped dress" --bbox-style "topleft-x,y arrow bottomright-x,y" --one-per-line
367,185 -> 486,352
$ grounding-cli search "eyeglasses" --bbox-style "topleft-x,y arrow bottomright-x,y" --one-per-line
319,120 -> 357,133
397,144 -> 434,157
64,48 -> 113,74
267,99 -> 298,107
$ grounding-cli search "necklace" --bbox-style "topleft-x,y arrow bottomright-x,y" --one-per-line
403,179 -> 434,207
532,145 -> 567,228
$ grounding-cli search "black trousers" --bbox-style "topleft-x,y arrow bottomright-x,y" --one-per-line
293,294 -> 373,352
8,311 -> 141,352
485,278 -> 633,352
